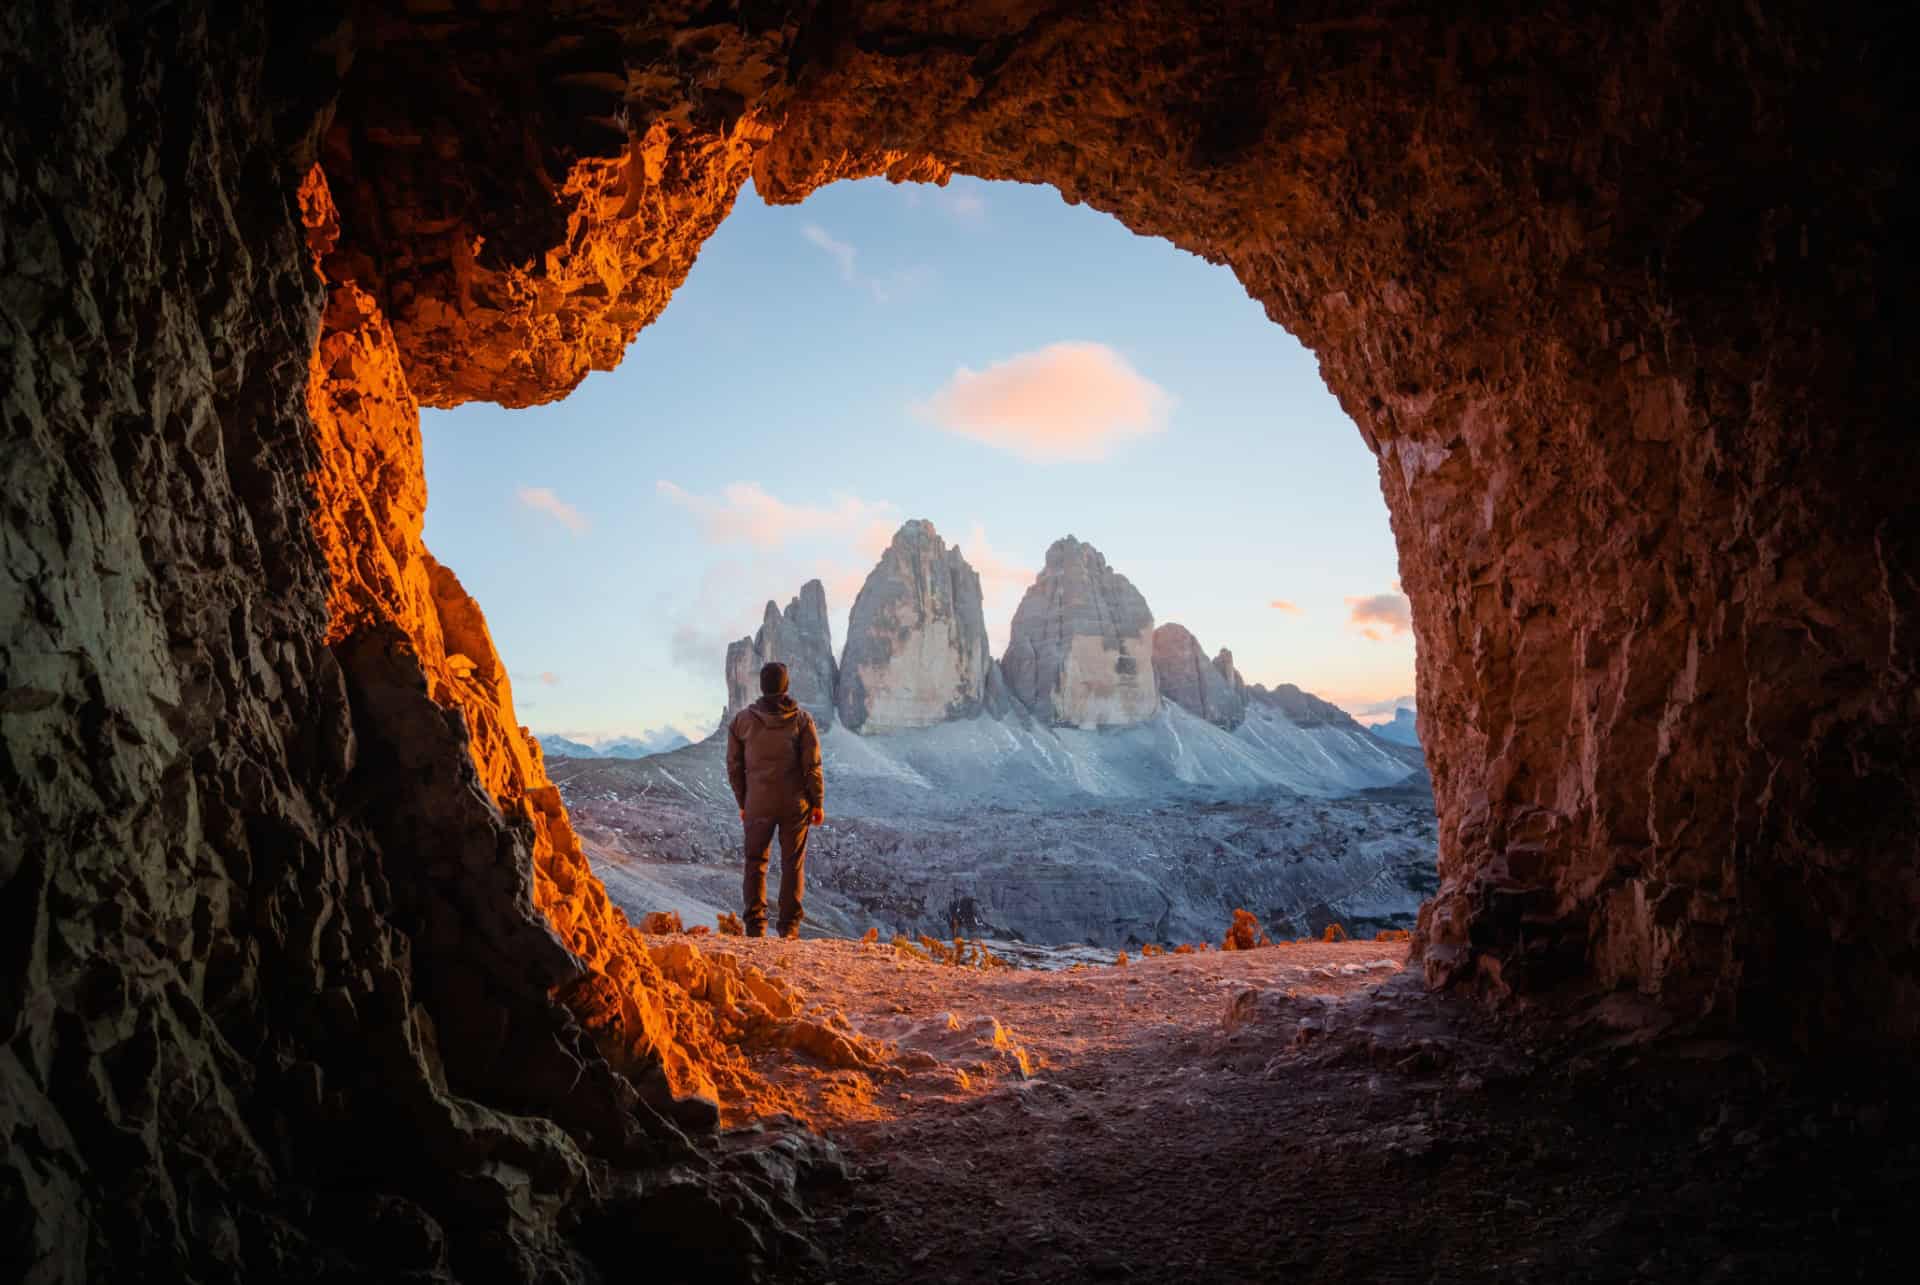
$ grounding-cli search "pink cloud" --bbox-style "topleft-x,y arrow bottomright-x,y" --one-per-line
1346,592 -> 1412,641
916,342 -> 1172,462
1268,599 -> 1303,615
1335,692 -> 1417,725
656,480 -> 899,551
958,522 -> 1035,653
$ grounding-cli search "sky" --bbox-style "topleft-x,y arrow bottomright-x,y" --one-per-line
421,176 -> 1416,742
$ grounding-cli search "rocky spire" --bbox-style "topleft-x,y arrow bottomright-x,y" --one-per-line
836,520 -> 992,733
724,579 -> 838,726
1152,623 -> 1248,729
1002,536 -> 1158,728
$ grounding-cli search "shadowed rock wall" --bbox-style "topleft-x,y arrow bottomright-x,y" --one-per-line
4,0 -> 1915,1279
2,6 -> 826,1281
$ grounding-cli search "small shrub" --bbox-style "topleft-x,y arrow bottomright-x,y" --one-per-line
716,911 -> 744,936
1141,943 -> 1164,957
639,911 -> 684,934
1322,923 -> 1349,943
686,924 -> 712,937
1222,908 -> 1261,951
1172,943 -> 1196,955
860,926 -> 880,945
1374,928 -> 1412,942
1115,951 -> 1129,967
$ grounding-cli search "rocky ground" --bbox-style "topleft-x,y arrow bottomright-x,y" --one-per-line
552,730 -> 1437,949
667,934 -> 1914,1283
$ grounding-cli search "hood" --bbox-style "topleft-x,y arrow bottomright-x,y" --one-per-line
749,694 -> 802,726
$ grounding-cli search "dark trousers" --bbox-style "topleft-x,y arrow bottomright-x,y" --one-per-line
742,811 -> 809,933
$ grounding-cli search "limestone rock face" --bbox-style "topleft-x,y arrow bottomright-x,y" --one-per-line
1004,538 -> 1159,729
837,521 -> 991,732
1152,624 -> 1249,729
725,580 -> 838,727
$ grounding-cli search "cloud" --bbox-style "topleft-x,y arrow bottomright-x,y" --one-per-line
801,224 -> 857,280
538,671 -> 559,686
1337,692 -> 1418,723
657,480 -> 899,552
515,486 -> 589,535
866,264 -> 935,304
1346,592 -> 1413,642
1268,599 -> 1304,615
903,181 -> 988,223
666,554 -> 867,681
802,224 -> 931,303
915,342 -> 1173,462
957,522 -> 1036,653
933,186 -> 986,222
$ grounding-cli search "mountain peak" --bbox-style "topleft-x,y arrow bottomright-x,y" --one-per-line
838,521 -> 991,731
724,582 -> 839,726
1152,622 -> 1247,729
891,518 -> 943,548
1005,537 -> 1157,728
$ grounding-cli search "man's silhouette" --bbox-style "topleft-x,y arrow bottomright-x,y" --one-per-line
725,661 -> 824,938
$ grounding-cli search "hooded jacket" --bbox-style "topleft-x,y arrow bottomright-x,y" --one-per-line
726,694 -> 824,819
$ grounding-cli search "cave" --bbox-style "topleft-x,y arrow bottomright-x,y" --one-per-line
2,2 -> 1914,1281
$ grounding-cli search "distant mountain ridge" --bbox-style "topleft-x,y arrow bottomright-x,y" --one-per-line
1371,707 -> 1421,747
537,727 -> 692,761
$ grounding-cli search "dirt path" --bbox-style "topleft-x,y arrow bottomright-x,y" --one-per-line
665,936 -> 1911,1283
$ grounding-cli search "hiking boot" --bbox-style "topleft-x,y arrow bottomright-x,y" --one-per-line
745,924 -> 766,938
778,924 -> 800,940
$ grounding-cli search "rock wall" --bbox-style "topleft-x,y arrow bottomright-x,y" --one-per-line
1153,624 -> 1249,730
836,520 -> 992,733
1004,538 -> 1159,729
5,0 -> 1917,1277
724,580 -> 838,727
0,11 -> 820,1277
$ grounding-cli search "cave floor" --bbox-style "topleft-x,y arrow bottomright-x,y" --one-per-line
694,937 -> 1913,1283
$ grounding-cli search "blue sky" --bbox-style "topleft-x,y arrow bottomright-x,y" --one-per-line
421,176 -> 1415,741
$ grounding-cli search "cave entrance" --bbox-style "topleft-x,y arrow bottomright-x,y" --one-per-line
414,173 -> 1433,964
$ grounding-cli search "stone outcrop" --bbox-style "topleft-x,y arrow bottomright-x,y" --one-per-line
836,521 -> 992,733
1153,624 -> 1249,729
725,579 -> 838,727
5,1 -> 1917,1278
1004,538 -> 1159,729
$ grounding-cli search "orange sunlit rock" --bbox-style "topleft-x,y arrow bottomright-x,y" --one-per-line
299,165 -> 854,1120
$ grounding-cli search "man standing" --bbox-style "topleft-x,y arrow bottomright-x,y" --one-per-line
725,661 -> 824,938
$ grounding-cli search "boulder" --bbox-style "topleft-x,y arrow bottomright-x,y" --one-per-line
1003,537 -> 1158,728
